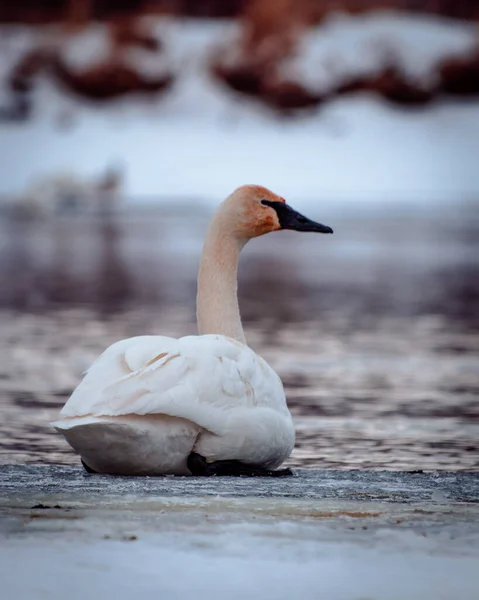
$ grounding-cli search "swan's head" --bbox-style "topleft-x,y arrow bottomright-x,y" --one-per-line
222,184 -> 333,240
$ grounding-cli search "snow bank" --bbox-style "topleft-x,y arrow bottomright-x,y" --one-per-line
0,13 -> 478,206
290,11 -> 478,90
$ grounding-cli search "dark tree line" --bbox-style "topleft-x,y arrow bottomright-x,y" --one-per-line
0,0 -> 478,23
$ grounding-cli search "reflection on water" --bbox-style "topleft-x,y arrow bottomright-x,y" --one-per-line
0,202 -> 478,470
94,218 -> 132,314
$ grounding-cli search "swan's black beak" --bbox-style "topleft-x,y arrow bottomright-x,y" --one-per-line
262,200 -> 333,234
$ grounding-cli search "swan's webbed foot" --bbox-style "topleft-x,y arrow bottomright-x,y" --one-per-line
81,459 -> 98,474
187,452 -> 293,477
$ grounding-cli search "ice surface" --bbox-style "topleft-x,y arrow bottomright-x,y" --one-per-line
1,464 -> 478,502
1,466 -> 478,600
2,535 -> 478,600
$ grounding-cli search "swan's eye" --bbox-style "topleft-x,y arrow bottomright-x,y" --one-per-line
260,199 -> 268,207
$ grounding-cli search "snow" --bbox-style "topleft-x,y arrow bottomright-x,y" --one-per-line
290,11 -> 478,89
0,13 -> 478,206
61,22 -> 172,77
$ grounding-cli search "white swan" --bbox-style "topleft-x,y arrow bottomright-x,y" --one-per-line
52,185 -> 333,476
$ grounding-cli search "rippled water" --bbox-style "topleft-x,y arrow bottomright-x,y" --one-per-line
0,201 -> 478,470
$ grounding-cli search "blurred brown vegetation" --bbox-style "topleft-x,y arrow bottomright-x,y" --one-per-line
51,16 -> 174,102
211,0 -> 326,114
1,16 -> 174,117
210,0 -> 479,112
1,0 -> 479,118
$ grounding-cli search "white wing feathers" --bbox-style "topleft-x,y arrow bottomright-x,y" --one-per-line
60,334 -> 287,436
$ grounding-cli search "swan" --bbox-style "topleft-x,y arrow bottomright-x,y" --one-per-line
52,185 -> 333,476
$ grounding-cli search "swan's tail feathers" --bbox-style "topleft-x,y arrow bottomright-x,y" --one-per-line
52,414 -> 200,476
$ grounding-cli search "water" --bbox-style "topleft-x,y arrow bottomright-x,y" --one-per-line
0,200 -> 478,470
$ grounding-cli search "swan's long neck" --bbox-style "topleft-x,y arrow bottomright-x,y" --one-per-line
197,211 -> 246,344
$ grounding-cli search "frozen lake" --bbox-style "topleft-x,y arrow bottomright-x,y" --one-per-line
1,465 -> 478,600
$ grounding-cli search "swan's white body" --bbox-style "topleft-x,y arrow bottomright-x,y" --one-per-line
53,184 -> 331,475
53,186 -> 318,475
53,333 -> 294,475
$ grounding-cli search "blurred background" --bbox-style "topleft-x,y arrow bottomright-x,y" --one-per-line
0,0 -> 478,471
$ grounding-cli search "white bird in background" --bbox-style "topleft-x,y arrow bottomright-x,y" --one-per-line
7,166 -> 124,218
52,185 -> 333,476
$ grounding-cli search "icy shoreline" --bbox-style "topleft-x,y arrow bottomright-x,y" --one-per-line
1,464 -> 478,502
1,466 -> 478,600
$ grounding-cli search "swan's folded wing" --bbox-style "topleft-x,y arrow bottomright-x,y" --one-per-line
59,334 -> 287,435
59,335 -> 178,416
